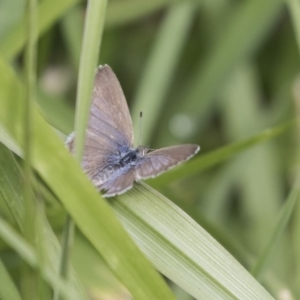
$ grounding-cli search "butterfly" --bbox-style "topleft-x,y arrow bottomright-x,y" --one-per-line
66,65 -> 200,197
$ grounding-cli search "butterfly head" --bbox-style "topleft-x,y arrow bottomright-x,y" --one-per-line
136,145 -> 149,156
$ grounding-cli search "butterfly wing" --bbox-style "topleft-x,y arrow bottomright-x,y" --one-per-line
135,144 -> 200,180
89,144 -> 199,197
66,65 -> 200,197
98,167 -> 136,197
66,65 -> 134,179
89,65 -> 134,147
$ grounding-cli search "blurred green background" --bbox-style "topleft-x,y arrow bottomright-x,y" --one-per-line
0,0 -> 300,299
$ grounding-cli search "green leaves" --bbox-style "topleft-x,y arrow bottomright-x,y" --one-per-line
0,56 -> 175,300
0,0 -> 298,298
0,53 -> 278,299
150,120 -> 295,188
111,183 -> 274,299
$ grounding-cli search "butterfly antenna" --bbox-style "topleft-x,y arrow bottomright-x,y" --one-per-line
139,111 -> 143,146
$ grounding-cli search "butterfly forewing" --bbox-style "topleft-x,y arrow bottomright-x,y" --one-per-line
135,144 -> 200,180
67,65 -> 134,179
91,65 -> 134,147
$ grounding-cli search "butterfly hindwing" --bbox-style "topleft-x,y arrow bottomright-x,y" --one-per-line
97,167 -> 136,197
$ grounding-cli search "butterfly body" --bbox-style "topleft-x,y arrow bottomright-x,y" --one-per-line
67,65 -> 200,197
91,146 -> 145,184
119,146 -> 147,167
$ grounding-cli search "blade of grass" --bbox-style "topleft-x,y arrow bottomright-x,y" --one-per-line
74,0 -> 107,161
0,258 -> 22,300
292,178 -> 300,298
0,0 -> 82,61
0,216 -> 82,300
155,0 -> 284,145
110,182 -> 274,299
55,0 -> 108,298
221,63 -> 290,277
35,200 -> 52,300
22,0 -> 38,298
0,0 -> 24,42
187,0 -> 283,128
36,90 -> 74,135
131,0 -> 196,144
1,0 -> 189,62
0,144 -> 90,300
0,56 -> 176,300
287,3 -> 300,296
0,127 -> 22,157
251,176 -> 300,279
287,0 -> 300,51
0,148 -> 24,228
53,213 -> 75,300
105,0 -> 187,28
150,119 -> 295,187
60,6 -> 83,71
71,232 -> 131,298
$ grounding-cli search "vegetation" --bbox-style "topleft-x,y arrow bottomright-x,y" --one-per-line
0,0 -> 299,299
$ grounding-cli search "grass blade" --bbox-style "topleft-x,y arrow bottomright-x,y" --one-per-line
22,0 -> 38,297
131,1 -> 196,143
0,143 -> 90,300
0,0 -> 81,61
0,55 -> 175,300
111,183 -> 274,299
150,119 -> 295,187
0,258 -> 22,300
251,176 -> 300,279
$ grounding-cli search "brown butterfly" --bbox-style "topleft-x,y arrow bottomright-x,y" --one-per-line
66,65 -> 200,197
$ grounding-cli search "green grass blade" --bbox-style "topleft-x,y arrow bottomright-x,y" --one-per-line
0,127 -> 22,157
0,55 -> 175,300
0,147 -> 24,227
287,0 -> 300,51
111,183 -> 274,299
0,216 -> 82,300
74,0 -> 107,161
150,119 -> 295,187
0,143 -> 90,300
156,0 -> 284,144
285,5 -> 300,295
0,0 -> 81,61
131,1 -> 196,143
187,0 -> 283,125
53,214 -> 75,300
60,6 -> 83,71
57,0 -> 108,296
36,90 -> 74,135
23,0 -> 38,297
1,0 -> 188,62
105,0 -> 186,28
292,182 -> 300,298
251,176 -> 300,279
0,0 -> 24,42
0,258 -> 22,300
220,62 -> 291,277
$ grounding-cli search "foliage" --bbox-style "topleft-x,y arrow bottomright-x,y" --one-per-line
0,0 -> 299,299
